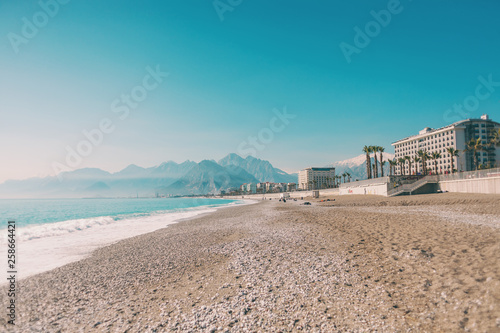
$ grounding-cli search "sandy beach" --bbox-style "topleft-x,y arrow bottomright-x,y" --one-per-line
2,193 -> 499,332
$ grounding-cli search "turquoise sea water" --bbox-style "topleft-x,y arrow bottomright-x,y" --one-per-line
0,197 -> 244,278
0,197 -> 237,232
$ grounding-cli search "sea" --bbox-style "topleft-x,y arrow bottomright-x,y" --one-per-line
0,197 -> 247,280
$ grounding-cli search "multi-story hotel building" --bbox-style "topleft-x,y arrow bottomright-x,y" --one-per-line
392,114 -> 500,175
254,182 -> 297,193
298,167 -> 335,190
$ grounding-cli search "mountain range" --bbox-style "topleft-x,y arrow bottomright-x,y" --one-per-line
0,153 -> 395,198
0,154 -> 299,198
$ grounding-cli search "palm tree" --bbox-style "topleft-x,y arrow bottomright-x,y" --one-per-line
397,157 -> 406,176
342,173 -> 347,183
362,146 -> 372,179
446,147 -> 460,173
424,151 -> 431,175
431,152 -> 441,174
346,172 -> 351,182
336,175 -> 341,187
488,128 -> 500,147
485,130 -> 500,169
388,159 -> 397,176
404,155 -> 411,175
417,150 -> 424,174
371,146 -> 379,178
413,156 -> 421,175
465,138 -> 483,170
417,150 -> 430,175
378,146 -> 385,177
380,161 -> 386,177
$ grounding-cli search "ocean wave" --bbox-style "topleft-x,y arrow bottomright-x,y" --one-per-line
16,215 -> 120,241
0,200 -> 244,243
14,209 -> 215,242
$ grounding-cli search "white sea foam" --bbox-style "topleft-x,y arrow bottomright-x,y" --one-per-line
0,200 -> 252,283
16,216 -> 119,241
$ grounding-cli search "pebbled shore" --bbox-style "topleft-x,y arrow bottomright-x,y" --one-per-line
1,193 -> 500,332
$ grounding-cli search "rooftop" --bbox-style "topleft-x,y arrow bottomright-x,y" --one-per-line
302,167 -> 336,171
391,115 -> 500,145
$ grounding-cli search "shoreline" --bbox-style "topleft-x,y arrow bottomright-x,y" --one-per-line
2,199 -> 254,283
2,193 -> 499,331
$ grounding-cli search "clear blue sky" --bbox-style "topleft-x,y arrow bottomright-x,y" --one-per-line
1,0 -> 499,182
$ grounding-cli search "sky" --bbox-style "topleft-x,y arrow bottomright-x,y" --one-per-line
1,0 -> 499,182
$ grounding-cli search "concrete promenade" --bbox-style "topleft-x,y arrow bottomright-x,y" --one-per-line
338,168 -> 500,196
222,188 -> 339,200
439,177 -> 500,194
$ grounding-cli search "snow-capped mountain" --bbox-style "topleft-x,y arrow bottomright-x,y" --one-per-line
330,153 -> 395,181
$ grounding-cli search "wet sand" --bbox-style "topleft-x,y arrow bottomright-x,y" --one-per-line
1,193 -> 499,332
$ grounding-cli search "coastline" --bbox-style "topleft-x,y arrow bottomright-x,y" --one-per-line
3,199 -> 253,283
2,193 -> 499,331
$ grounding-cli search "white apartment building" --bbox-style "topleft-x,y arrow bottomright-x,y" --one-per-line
264,182 -> 275,192
246,183 -> 257,194
392,114 -> 500,175
256,182 -> 276,193
298,167 -> 335,190
253,182 -> 297,193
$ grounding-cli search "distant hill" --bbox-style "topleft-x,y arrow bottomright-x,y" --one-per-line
0,162 -> 194,198
162,160 -> 259,195
147,161 -> 197,179
0,154 -> 296,198
218,153 -> 298,183
330,153 -> 395,181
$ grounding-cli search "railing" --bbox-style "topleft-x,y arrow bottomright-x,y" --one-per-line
437,167 -> 500,182
339,176 -> 391,188
340,167 -> 500,196
386,188 -> 405,197
387,175 -> 438,196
